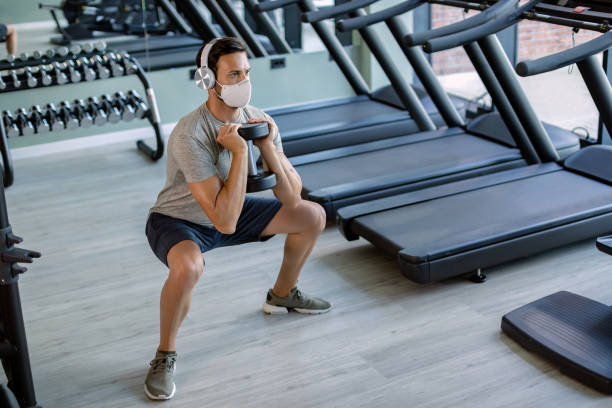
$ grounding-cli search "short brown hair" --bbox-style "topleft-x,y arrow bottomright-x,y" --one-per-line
195,37 -> 247,74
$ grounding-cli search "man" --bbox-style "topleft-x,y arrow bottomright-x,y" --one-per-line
144,37 -> 331,400
0,24 -> 17,55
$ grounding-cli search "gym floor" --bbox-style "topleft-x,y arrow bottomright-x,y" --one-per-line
1,24 -> 611,408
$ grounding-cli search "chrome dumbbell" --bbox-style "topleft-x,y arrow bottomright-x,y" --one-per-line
9,70 -> 21,89
53,62 -> 69,85
2,110 -> 20,138
113,91 -> 136,121
66,60 -> 82,83
0,75 -> 6,91
90,55 -> 110,79
104,53 -> 125,77
44,103 -> 65,131
29,105 -> 50,133
24,67 -> 38,88
100,94 -> 121,123
15,108 -> 35,136
56,46 -> 70,58
77,57 -> 96,81
126,90 -> 149,119
59,101 -> 79,129
40,64 -> 53,86
72,99 -> 93,128
87,96 -> 108,126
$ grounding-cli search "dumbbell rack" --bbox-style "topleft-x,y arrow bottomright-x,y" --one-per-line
0,46 -> 164,187
0,166 -> 42,408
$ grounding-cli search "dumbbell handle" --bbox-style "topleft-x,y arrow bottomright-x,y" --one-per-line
246,140 -> 258,176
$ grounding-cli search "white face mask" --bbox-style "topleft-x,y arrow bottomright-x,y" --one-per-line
214,78 -> 251,108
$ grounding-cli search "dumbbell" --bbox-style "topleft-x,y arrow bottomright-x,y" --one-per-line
86,97 -> 108,126
90,55 -> 110,79
82,42 -> 94,54
113,91 -> 135,121
71,99 -> 93,128
2,111 -> 20,138
58,101 -> 79,129
32,50 -> 42,60
53,62 -> 69,85
44,103 -> 64,131
56,46 -> 70,58
104,53 -> 125,77
24,67 -> 38,88
0,75 -> 6,91
117,51 -> 137,74
76,57 -> 96,81
66,60 -> 82,82
15,108 -> 35,136
94,41 -> 107,53
40,64 -> 53,86
237,122 -> 277,192
100,94 -> 121,123
9,70 -> 21,89
29,106 -> 50,133
45,48 -> 56,58
126,90 -> 148,118
18,52 -> 30,62
69,44 -> 82,56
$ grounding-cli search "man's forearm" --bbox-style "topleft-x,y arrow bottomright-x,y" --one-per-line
213,151 -> 248,231
259,143 -> 301,207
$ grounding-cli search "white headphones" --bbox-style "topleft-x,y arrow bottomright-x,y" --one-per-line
194,38 -> 219,90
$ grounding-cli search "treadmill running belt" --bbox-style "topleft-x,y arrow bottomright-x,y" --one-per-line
273,99 -> 408,141
502,291 -> 612,394
350,170 -> 612,281
299,133 -> 522,201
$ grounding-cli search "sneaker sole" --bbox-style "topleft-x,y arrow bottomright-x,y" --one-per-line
144,383 -> 176,400
263,302 -> 332,315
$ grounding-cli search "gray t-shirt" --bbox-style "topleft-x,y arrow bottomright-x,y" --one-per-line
150,103 -> 283,227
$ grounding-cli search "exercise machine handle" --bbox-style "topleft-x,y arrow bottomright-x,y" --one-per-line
405,0 -> 518,47
336,0 -> 423,32
252,0 -> 300,12
423,0 -> 539,53
516,31 -> 612,76
302,0 -> 379,23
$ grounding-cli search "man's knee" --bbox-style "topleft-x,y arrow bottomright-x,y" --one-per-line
300,200 -> 326,234
170,257 -> 204,289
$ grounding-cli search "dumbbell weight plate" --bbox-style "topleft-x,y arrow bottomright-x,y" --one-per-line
237,122 -> 269,140
247,171 -> 276,193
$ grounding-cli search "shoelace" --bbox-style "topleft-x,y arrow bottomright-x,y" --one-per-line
150,355 -> 176,374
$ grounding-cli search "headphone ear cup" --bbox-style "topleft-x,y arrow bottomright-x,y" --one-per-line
194,67 -> 216,90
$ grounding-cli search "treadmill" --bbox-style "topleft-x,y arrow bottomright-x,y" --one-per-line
250,0 -> 472,157
337,0 -> 612,283
287,0 -> 579,218
501,235 -> 612,394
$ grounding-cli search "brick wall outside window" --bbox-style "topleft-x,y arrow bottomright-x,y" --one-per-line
430,4 -> 600,75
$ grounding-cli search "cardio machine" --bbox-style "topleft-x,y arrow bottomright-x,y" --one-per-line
336,0 -> 612,283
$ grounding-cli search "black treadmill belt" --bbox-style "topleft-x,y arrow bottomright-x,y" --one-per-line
298,133 -> 521,201
502,291 -> 612,394
273,99 -> 408,141
351,171 -> 612,262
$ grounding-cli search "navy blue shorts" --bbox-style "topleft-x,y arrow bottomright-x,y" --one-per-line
146,196 -> 283,266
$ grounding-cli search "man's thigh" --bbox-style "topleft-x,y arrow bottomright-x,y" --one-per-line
261,200 -> 325,236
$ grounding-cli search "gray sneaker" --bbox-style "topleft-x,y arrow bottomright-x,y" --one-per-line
263,287 -> 332,314
144,351 -> 176,400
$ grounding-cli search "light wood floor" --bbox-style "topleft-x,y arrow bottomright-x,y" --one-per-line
1,139 -> 611,408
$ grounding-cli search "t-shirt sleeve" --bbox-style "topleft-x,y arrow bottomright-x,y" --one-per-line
263,112 -> 283,153
171,132 -> 218,183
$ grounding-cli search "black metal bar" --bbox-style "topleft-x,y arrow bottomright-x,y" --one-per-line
301,0 -> 378,22
174,0 -> 221,40
599,49 -> 611,145
242,0 -> 293,54
217,0 -> 269,57
348,8 -> 435,130
284,3 -> 303,49
577,54 -> 612,143
155,0 -> 193,34
387,16 -> 465,127
0,284 -> 39,408
255,0 -> 300,12
132,58 -> 165,161
0,115 -> 14,187
413,3 -> 432,63
201,0 -> 258,58
464,42 -> 540,164
295,0 -> 370,95
478,34 -> 559,162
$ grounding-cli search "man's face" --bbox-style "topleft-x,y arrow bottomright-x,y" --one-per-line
215,51 -> 250,86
